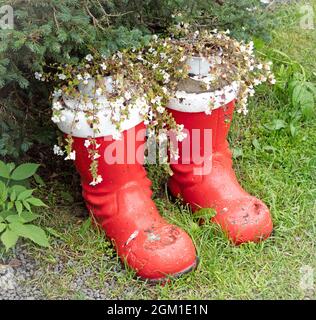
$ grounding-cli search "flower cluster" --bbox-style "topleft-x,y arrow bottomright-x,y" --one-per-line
38,27 -> 274,185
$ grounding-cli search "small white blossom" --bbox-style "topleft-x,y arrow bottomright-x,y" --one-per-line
51,115 -> 61,123
58,74 -> 66,80
53,145 -> 64,156
35,72 -> 44,81
100,62 -> 107,71
157,106 -> 165,114
52,101 -> 63,110
84,140 -> 91,148
85,54 -> 93,62
96,88 -> 103,96
90,175 -> 103,186
124,91 -> 132,100
52,89 -> 62,98
65,151 -> 76,161
77,74 -> 83,81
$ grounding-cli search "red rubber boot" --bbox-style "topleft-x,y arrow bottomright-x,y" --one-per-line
167,99 -> 273,244
71,122 -> 197,281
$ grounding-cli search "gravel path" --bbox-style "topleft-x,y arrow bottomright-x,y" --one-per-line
0,246 -> 45,300
0,244 -> 128,300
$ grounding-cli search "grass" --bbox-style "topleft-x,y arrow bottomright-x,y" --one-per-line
2,2 -> 316,300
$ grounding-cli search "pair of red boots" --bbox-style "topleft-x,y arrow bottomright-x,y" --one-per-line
70,98 -> 273,282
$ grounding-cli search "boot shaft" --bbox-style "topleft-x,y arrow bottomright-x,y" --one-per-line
167,100 -> 235,165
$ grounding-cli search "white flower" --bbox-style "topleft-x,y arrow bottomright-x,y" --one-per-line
160,52 -> 167,59
90,175 -> 103,186
157,106 -> 165,114
162,71 -> 170,84
52,89 -> 62,98
85,54 -> 93,61
35,72 -> 43,81
100,62 -> 107,70
58,74 -> 67,80
168,58 -> 173,64
93,153 -> 101,160
84,140 -> 91,148
253,78 -> 262,86
176,131 -> 187,142
53,145 -> 64,156
257,64 -> 263,70
96,88 -> 103,96
51,115 -> 61,123
65,151 -> 76,161
77,74 -> 83,81
152,34 -> 158,41
269,77 -> 276,84
124,91 -> 132,100
52,101 -> 63,110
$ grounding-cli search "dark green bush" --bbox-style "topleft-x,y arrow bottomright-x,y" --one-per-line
0,0 -> 279,159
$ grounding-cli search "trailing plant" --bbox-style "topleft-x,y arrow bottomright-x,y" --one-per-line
39,28 -> 275,184
0,0 -> 282,159
0,161 -> 49,251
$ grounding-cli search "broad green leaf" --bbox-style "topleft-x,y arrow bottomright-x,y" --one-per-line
7,202 -> 14,210
0,210 -> 15,219
0,160 -> 10,179
0,180 -> 7,202
17,189 -> 34,200
26,197 -> 47,207
22,200 -> 31,211
0,223 -> 6,233
20,212 -> 39,223
232,147 -> 243,159
15,201 -> 23,215
6,163 -> 16,173
10,222 -> 49,247
252,138 -> 261,150
292,85 -> 314,118
33,174 -> 45,186
6,214 -> 24,223
0,229 -> 19,251
290,122 -> 297,137
10,163 -> 40,181
305,82 -> 316,96
264,119 -> 287,131
10,190 -> 16,202
10,185 -> 27,195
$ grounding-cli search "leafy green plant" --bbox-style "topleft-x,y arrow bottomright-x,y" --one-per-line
0,161 -> 49,251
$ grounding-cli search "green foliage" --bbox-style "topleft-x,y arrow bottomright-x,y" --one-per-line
0,0 -> 280,158
0,161 -> 49,251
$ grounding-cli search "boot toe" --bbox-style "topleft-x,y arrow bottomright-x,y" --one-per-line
123,224 -> 197,281
213,197 -> 273,244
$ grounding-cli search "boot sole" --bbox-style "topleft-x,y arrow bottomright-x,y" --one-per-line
139,256 -> 199,285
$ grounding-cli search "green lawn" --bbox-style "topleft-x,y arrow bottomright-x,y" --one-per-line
3,2 -> 316,300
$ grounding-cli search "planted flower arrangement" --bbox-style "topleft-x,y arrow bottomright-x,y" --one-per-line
36,28 -> 275,281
